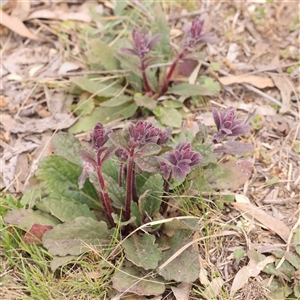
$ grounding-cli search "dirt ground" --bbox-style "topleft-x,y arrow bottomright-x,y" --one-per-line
0,1 -> 299,299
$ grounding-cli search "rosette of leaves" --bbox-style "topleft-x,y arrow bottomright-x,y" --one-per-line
69,8 -> 220,133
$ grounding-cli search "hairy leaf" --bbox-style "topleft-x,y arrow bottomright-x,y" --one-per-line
69,104 -> 137,134
42,217 -> 113,256
139,174 -> 163,218
158,230 -> 200,283
214,141 -> 254,156
109,133 -> 128,151
134,95 -> 157,110
70,77 -> 122,98
123,234 -> 162,270
136,143 -> 162,157
154,107 -> 182,128
4,208 -> 60,231
112,262 -> 165,296
87,40 -> 120,70
38,197 -> 96,222
101,95 -> 132,107
36,155 -> 99,208
135,155 -> 159,173
51,132 -> 83,166
50,255 -> 79,272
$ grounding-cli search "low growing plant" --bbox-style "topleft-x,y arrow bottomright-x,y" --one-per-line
4,107 -> 254,297
69,13 -> 221,133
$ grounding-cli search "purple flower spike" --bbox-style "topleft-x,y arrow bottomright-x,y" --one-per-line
159,142 -> 202,181
128,120 -> 171,148
183,17 -> 218,49
121,28 -> 162,59
91,123 -> 112,151
212,107 -> 252,143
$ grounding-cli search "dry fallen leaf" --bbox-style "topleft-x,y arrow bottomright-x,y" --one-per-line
268,73 -> 294,114
202,277 -> 224,299
171,282 -> 192,300
219,75 -> 274,89
230,255 -> 275,296
0,10 -> 38,40
231,202 -> 290,242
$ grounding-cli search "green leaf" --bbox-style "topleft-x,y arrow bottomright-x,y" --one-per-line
151,5 -> 170,59
36,155 -> 99,209
193,142 -> 216,166
109,133 -> 128,151
204,77 -> 221,94
87,40 -> 120,70
162,218 -> 200,232
103,175 -> 126,209
162,100 -> 183,109
136,143 -> 161,156
72,95 -> 95,116
135,155 -> 159,172
50,255 -> 79,272
70,77 -> 121,98
158,230 -> 200,282
293,229 -> 300,255
51,132 -> 84,166
37,197 -> 96,222
294,279 -> 300,298
154,107 -> 182,128
131,202 -> 142,227
112,262 -> 165,296
123,234 -> 162,270
69,104 -> 137,134
139,174 -> 163,218
284,252 -> 300,270
101,95 -> 132,107
262,279 -> 293,299
42,217 -> 113,256
168,83 -> 215,96
4,208 -> 60,231
134,95 -> 157,110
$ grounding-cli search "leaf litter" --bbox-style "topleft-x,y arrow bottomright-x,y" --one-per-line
0,1 -> 299,300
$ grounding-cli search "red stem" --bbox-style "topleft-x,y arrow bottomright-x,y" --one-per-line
125,154 -> 135,221
131,163 -> 138,203
141,59 -> 153,95
159,51 -> 185,97
96,165 -> 115,227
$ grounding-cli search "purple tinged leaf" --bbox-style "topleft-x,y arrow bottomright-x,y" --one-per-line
158,142 -> 203,181
78,161 -> 94,189
109,132 -> 129,153
135,143 -> 162,157
214,141 -> 254,156
78,150 -> 96,166
135,155 -> 159,173
147,33 -> 162,51
121,47 -> 139,57
91,122 -> 112,151
212,107 -> 252,143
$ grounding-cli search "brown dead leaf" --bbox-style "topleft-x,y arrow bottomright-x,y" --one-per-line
202,277 -> 224,299
219,75 -> 274,89
230,255 -> 275,296
231,202 -> 290,242
0,96 -> 9,107
24,224 -> 53,244
171,282 -> 192,300
268,73 -> 294,114
0,10 -> 38,40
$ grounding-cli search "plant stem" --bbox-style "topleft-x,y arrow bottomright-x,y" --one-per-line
159,50 -> 185,97
131,164 -> 138,203
141,59 -> 152,95
161,172 -> 172,214
125,154 -> 135,221
96,165 -> 115,227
